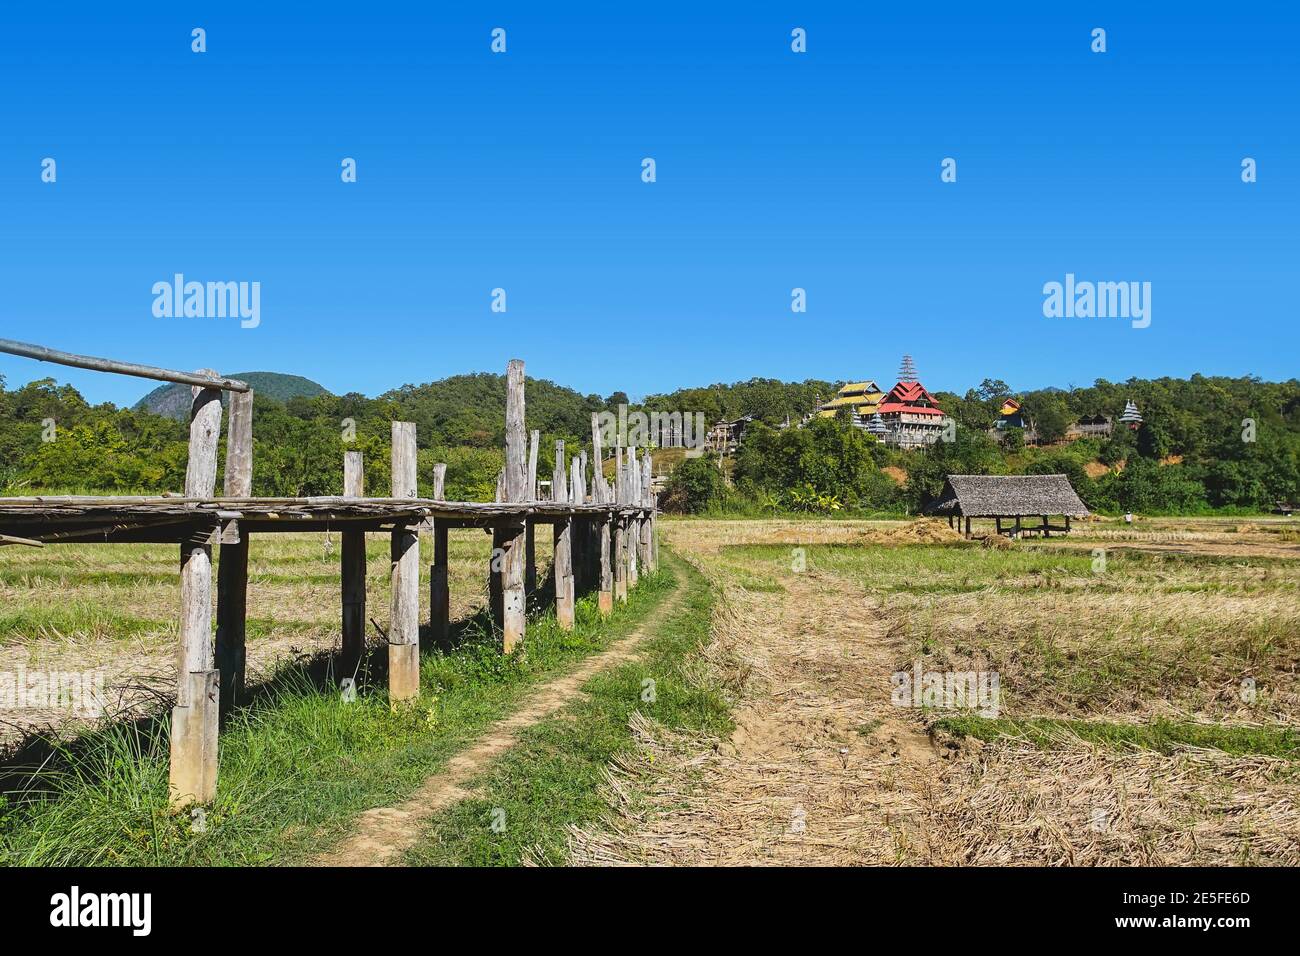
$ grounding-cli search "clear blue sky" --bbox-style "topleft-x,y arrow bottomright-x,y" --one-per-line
2,2 -> 1296,407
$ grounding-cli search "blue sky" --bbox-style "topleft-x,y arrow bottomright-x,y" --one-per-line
1,3 -> 1296,407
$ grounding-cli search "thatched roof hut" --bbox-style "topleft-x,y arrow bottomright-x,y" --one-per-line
924,474 -> 1089,538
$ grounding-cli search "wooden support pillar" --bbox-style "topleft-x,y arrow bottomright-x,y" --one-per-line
1013,515 -> 1021,540
430,463 -> 449,643
497,360 -> 528,653
169,669 -> 218,810
552,441 -> 574,629
639,450 -> 654,573
1065,515 -> 1071,533
170,375 -> 222,809
525,429 -> 539,597
598,513 -> 613,615
340,451 -> 367,676
554,520 -> 574,624
590,411 -> 610,504
627,452 -> 639,590
525,522 -> 536,599
614,517 -> 628,602
964,516 -> 971,539
215,387 -> 253,719
389,421 -> 420,701
568,455 -> 584,592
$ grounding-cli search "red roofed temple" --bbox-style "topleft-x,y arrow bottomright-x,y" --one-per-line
877,355 -> 953,449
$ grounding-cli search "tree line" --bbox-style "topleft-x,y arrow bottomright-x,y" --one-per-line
2,371 -> 1297,516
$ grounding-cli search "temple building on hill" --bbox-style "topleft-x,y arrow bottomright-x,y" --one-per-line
993,398 -> 1026,430
706,415 -> 753,455
1118,400 -> 1143,430
877,355 -> 953,449
1066,413 -> 1113,439
817,380 -> 885,427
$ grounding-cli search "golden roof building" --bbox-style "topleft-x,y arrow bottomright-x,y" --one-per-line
817,380 -> 885,424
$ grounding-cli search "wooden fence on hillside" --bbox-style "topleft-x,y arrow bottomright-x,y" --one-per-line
0,342 -> 658,808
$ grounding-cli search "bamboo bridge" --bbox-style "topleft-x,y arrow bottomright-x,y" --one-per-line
0,341 -> 658,808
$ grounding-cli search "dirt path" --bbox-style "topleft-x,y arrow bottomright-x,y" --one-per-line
313,573 -> 688,867
568,559 -> 942,865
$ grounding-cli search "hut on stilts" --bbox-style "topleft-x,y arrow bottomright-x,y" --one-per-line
924,474 -> 1089,539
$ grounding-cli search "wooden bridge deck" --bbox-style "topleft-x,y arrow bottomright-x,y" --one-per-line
0,496 -> 655,543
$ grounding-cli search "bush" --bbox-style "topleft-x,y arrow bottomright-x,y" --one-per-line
661,456 -> 727,514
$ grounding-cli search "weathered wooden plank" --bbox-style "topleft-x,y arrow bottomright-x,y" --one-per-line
0,337 -> 250,392
0,533 -> 43,547
389,422 -> 420,699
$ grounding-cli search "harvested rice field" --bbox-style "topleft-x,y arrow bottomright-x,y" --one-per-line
2,515 -> 1297,867
565,516 -> 1300,866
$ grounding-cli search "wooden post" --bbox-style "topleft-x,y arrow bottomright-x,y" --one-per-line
591,412 -> 609,503
651,493 -> 659,569
614,516 -> 628,603
389,422 -> 420,700
552,441 -> 574,629
170,374 -> 222,809
495,360 -> 528,653
627,448 -> 639,588
525,430 -> 539,597
340,451 -> 366,675
639,449 -> 654,573
430,463 -> 449,643
615,446 -> 625,506
569,455 -> 586,593
964,516 -> 971,539
215,387 -> 253,719
598,511 -> 613,615
169,670 -> 218,810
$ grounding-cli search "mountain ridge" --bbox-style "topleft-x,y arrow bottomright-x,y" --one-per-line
134,372 -> 330,420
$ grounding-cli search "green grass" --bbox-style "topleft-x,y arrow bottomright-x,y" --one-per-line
402,551 -> 730,866
726,541 -> 1098,588
0,605 -> 170,643
936,714 -> 1300,760
0,568 -> 679,866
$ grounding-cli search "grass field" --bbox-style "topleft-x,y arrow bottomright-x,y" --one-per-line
2,515 -> 1297,865
641,517 -> 1300,865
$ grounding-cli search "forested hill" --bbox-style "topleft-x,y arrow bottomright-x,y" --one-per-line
135,372 -> 330,420
640,377 -> 837,425
1,368 -> 1297,514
